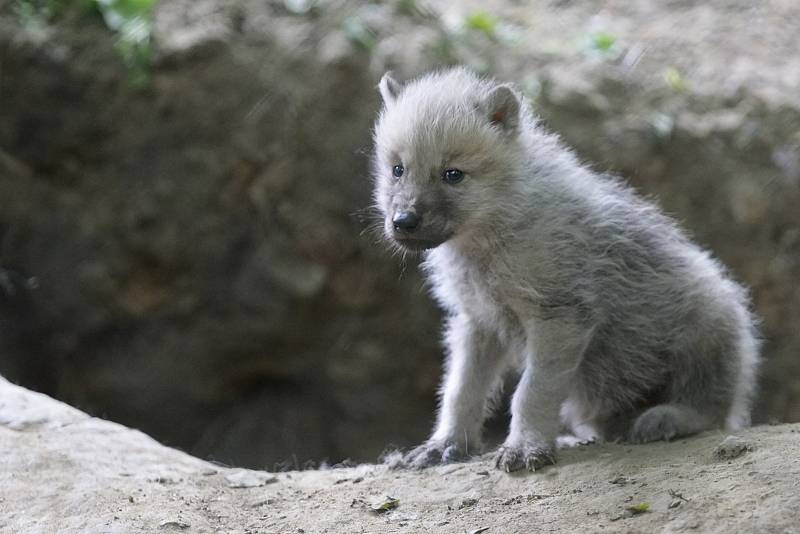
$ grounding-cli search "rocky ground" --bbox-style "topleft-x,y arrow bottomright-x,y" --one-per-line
2,376 -> 799,533
1,0 -> 798,469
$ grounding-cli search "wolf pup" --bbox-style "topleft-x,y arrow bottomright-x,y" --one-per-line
372,68 -> 759,472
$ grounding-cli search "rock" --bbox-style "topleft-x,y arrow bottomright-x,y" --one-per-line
713,435 -> 754,461
158,520 -> 190,530
459,497 -> 479,509
224,469 -> 278,488
2,378 -> 799,533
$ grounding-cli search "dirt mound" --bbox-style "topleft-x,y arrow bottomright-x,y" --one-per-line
2,376 -> 798,533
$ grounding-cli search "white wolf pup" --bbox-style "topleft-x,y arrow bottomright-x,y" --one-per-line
372,68 -> 759,472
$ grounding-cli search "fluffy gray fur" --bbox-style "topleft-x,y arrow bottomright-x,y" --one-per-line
372,67 -> 760,472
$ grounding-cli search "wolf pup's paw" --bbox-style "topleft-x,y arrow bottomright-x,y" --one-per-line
396,439 -> 470,469
494,443 -> 556,473
629,404 -> 704,444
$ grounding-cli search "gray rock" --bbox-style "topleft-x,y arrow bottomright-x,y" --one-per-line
713,435 -> 754,461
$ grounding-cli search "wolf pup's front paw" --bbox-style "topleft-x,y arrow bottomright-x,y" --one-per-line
494,442 -> 556,473
397,439 -> 470,469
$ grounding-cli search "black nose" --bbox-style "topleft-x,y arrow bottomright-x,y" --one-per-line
393,211 -> 421,232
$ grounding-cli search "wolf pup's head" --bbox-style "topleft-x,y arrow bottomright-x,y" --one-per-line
372,68 -> 527,252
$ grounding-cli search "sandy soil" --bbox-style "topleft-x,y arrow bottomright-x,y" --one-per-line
1,376 -> 798,534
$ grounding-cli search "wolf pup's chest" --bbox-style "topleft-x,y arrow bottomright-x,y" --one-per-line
425,247 -> 520,331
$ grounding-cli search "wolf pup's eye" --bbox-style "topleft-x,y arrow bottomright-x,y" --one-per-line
442,168 -> 464,184
392,164 -> 404,178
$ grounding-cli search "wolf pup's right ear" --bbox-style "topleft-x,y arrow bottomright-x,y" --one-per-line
483,84 -> 521,134
379,71 -> 403,106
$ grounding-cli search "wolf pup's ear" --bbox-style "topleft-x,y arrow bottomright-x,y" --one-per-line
379,71 -> 403,106
484,85 -> 520,134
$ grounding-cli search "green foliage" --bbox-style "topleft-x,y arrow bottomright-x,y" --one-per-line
395,0 -> 417,16
465,10 -> 498,38
284,0 -> 316,15
369,496 -> 400,513
95,0 -> 155,88
14,0 -> 80,21
648,112 -> 675,140
423,9 -> 521,72
342,16 -> 376,51
590,31 -> 616,52
663,66 -> 688,93
581,31 -> 621,59
625,502 -> 650,514
14,0 -> 56,21
393,0 -> 436,20
13,0 -> 155,88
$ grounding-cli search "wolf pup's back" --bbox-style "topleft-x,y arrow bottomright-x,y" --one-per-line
371,67 -> 759,472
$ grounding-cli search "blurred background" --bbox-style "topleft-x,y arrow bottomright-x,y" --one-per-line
0,0 -> 798,470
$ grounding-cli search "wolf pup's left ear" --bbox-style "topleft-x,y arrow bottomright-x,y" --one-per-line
379,71 -> 403,106
484,85 -> 520,134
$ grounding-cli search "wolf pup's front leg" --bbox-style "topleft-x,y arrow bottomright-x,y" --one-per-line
401,314 -> 509,469
495,318 -> 591,472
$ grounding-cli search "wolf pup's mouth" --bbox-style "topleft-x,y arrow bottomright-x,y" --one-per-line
393,236 -> 447,251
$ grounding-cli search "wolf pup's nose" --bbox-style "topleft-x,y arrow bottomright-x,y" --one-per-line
393,211 -> 421,232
